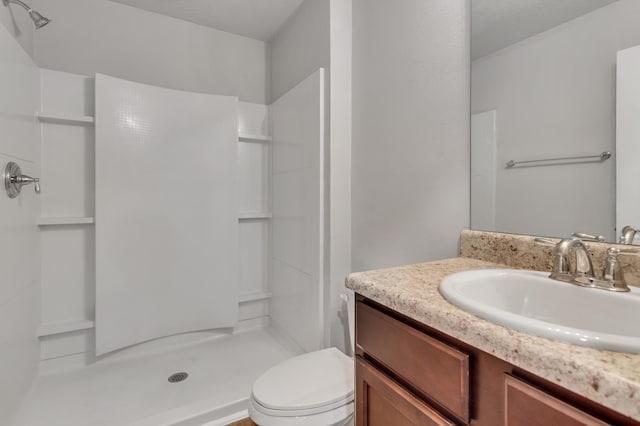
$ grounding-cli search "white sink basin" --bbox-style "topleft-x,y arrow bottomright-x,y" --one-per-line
439,269 -> 640,353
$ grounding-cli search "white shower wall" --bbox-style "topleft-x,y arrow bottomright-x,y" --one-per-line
94,75 -> 240,355
270,69 -> 325,353
0,0 -> 34,57
38,69 -> 275,371
0,24 -> 41,425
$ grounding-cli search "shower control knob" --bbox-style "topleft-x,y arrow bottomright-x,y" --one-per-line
13,174 -> 40,193
4,161 -> 41,198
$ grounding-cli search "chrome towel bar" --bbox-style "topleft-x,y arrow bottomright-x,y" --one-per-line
506,151 -> 611,168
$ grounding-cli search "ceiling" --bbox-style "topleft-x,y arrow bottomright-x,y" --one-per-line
109,0 -> 305,41
109,1 -> 619,57
472,0 -> 619,59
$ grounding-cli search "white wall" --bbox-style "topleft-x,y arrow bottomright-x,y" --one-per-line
352,0 -> 471,272
0,24 -> 40,425
472,0 -> 640,241
269,0 -> 353,351
0,0 -> 35,57
327,0 -> 352,351
31,0 -> 268,103
269,0 -> 330,103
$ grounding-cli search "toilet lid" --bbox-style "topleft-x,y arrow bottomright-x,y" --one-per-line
252,347 -> 354,412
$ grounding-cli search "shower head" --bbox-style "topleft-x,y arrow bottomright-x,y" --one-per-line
3,0 -> 50,29
28,8 -> 49,28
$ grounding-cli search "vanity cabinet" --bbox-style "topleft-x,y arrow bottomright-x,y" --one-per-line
355,295 -> 640,426
504,375 -> 608,426
356,357 -> 455,425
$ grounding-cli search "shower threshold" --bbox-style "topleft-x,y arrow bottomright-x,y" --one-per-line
13,328 -> 298,426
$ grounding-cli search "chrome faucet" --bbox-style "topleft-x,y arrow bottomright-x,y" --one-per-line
534,237 -> 635,292
536,238 -> 595,283
619,226 -> 638,245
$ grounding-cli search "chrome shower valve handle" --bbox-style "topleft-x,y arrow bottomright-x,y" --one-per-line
4,161 -> 41,198
12,174 -> 40,193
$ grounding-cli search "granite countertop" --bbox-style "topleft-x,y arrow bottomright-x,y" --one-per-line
346,257 -> 640,421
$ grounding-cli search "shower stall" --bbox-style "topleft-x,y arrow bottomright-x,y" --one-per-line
6,66 -> 327,425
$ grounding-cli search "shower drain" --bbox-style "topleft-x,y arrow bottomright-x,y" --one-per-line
168,372 -> 189,383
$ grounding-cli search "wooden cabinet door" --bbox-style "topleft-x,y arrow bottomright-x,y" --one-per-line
356,357 -> 454,426
356,301 -> 470,422
505,375 -> 611,426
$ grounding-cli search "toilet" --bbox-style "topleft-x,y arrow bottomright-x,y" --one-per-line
248,295 -> 355,426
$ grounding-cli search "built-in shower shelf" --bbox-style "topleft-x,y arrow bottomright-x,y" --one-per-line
38,216 -> 95,226
238,292 -> 272,303
37,319 -> 95,337
238,212 -> 272,220
239,133 -> 272,143
37,111 -> 95,125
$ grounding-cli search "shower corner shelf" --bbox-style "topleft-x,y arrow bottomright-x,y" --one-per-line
38,216 -> 95,226
238,212 -> 272,220
239,133 -> 272,143
37,319 -> 95,337
37,111 -> 95,125
238,291 -> 272,303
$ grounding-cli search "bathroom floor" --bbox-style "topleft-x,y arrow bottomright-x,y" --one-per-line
226,419 -> 257,426
12,329 -> 297,426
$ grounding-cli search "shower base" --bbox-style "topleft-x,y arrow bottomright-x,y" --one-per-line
12,328 -> 298,426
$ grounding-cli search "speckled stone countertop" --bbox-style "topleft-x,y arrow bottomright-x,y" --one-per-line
346,256 -> 640,421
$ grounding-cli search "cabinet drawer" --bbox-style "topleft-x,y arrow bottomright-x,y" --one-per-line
505,375 -> 611,426
356,301 -> 470,422
356,356 -> 455,426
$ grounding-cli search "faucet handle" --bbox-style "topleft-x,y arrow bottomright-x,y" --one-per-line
601,248 -> 631,292
572,232 -> 605,242
617,247 -> 640,256
14,174 -> 40,194
533,237 -> 557,247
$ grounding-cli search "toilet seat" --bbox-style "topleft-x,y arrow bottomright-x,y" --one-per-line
248,397 -> 354,426
251,393 -> 352,417
249,347 -> 354,422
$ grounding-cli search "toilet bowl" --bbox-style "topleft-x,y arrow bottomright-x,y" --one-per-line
248,347 -> 354,426
248,294 -> 355,426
